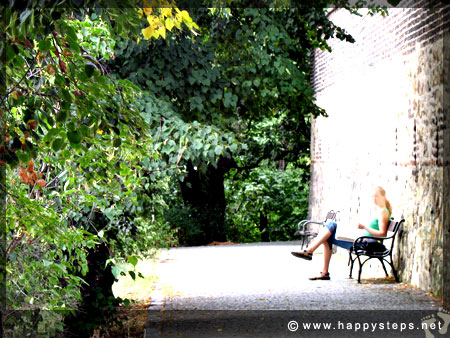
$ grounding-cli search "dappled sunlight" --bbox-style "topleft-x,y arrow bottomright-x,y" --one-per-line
112,253 -> 160,303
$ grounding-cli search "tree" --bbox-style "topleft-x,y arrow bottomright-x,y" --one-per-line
110,2 -> 387,245
1,1 -> 198,335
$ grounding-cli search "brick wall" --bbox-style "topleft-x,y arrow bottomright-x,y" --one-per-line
309,2 -> 449,299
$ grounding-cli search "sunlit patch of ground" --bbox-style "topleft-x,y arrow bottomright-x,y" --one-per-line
112,252 -> 161,302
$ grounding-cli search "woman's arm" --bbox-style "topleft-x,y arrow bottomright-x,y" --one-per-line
357,209 -> 389,237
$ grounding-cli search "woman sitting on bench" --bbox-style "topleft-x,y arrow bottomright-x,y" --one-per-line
291,186 -> 392,280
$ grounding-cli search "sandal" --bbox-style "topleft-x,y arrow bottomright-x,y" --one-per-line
309,272 -> 330,280
291,250 -> 313,260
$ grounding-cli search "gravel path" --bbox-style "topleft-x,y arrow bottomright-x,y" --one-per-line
144,241 -> 444,337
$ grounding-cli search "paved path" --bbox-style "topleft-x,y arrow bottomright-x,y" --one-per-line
144,241 -> 444,337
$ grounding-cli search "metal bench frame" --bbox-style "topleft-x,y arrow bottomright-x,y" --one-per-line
348,218 -> 404,283
295,210 -> 338,249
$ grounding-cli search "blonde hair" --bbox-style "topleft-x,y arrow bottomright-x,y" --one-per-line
376,186 -> 392,216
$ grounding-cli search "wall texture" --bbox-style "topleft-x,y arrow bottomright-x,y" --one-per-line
309,2 -> 449,299
443,27 -> 449,308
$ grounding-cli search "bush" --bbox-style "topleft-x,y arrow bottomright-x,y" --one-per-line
164,204 -> 227,246
225,162 -> 309,243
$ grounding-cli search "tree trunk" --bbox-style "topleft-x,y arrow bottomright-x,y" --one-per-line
64,242 -> 118,337
179,157 -> 234,245
259,212 -> 269,242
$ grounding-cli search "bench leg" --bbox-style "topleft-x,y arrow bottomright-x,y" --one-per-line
379,258 -> 389,277
300,236 -> 306,250
357,255 -> 363,283
389,254 -> 400,282
348,251 -> 355,279
306,235 -> 312,248
357,256 -> 373,283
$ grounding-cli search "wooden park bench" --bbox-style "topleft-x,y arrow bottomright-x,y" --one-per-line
295,210 -> 338,249
348,218 -> 404,283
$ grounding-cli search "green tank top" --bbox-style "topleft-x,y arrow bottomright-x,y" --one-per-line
364,207 -> 391,236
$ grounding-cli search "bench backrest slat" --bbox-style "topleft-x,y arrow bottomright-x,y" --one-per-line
387,219 -> 397,232
386,219 -> 404,252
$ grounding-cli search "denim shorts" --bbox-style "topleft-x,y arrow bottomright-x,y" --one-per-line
325,222 -> 355,250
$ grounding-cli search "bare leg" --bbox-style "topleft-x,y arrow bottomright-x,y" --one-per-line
304,226 -> 332,253
291,226 -> 334,271
322,242 -> 332,274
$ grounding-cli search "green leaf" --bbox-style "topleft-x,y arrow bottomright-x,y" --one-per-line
104,207 -> 115,221
5,45 -> 16,64
56,110 -> 67,123
38,39 -> 52,53
52,138 -> 65,152
64,25 -> 78,42
60,88 -> 72,103
55,74 -> 65,86
66,36 -> 81,54
61,149 -> 71,159
79,125 -> 90,137
129,271 -> 136,280
127,256 -> 138,267
13,54 -> 25,68
16,150 -> 30,163
215,145 -> 223,156
111,266 -> 121,279
201,77 -> 211,86
61,100 -> 71,111
67,131 -> 82,144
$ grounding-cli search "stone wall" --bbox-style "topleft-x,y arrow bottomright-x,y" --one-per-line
309,3 -> 449,299
443,28 -> 450,308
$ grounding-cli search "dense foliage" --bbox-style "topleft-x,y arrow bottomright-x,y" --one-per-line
225,162 -> 310,243
1,2 -> 197,336
1,1 -> 390,336
109,4 -> 386,246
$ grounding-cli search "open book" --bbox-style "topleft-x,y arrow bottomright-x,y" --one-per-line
335,222 -> 361,242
